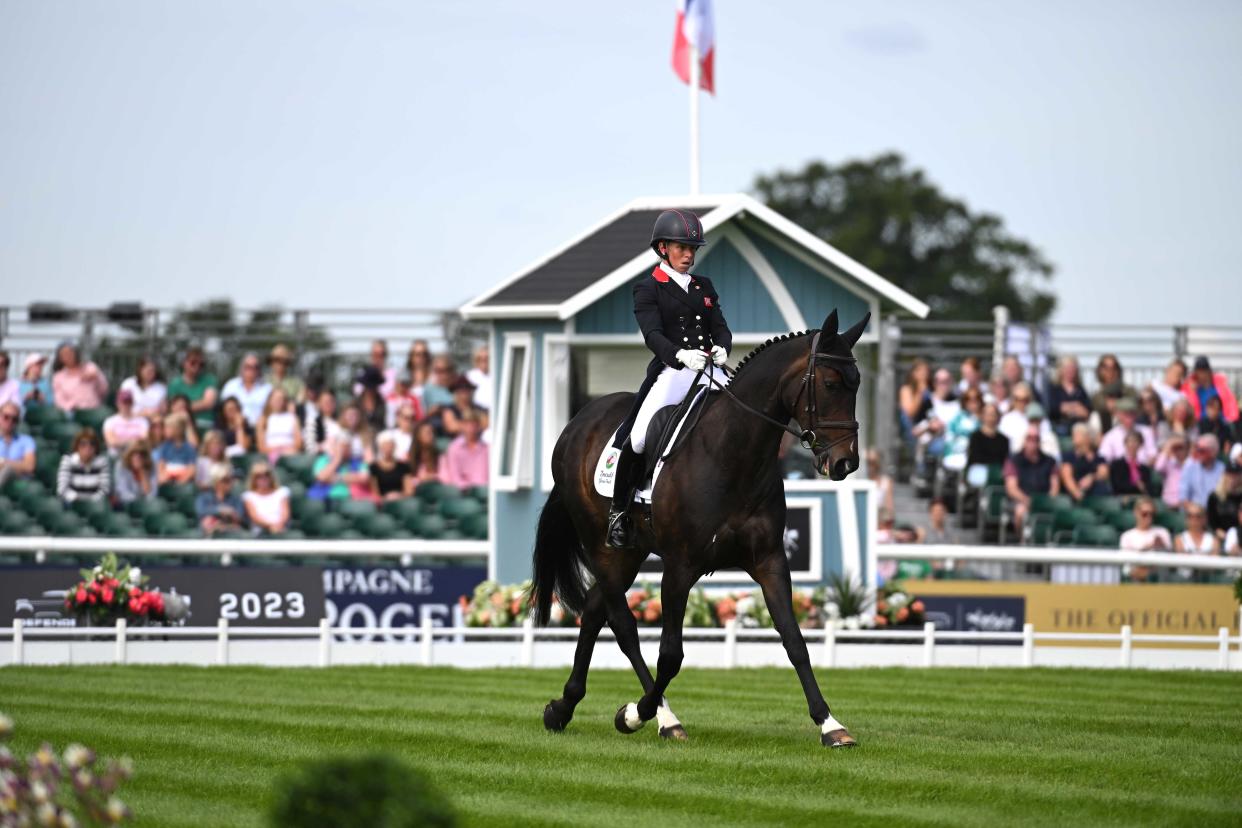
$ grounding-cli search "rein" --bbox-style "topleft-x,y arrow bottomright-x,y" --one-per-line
701,332 -> 859,458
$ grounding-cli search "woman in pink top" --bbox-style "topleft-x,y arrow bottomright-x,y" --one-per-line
52,342 -> 108,412
1153,435 -> 1189,510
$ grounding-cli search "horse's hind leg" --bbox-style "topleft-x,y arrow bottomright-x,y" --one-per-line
544,584 -> 607,731
751,555 -> 857,748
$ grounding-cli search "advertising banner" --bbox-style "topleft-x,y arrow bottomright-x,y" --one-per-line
907,580 -> 1239,647
3,565 -> 487,635
323,565 -> 487,641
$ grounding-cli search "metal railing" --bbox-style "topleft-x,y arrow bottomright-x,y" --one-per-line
4,618 -> 1239,671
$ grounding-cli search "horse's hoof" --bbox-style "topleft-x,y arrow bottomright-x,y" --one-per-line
821,728 -> 857,748
614,703 -> 645,734
544,700 -> 572,732
659,724 -> 689,742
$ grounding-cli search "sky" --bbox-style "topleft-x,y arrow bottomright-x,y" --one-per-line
1,0 -> 1239,325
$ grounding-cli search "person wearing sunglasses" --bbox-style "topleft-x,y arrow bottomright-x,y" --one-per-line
1174,504 -> 1219,555
0,401 -> 35,487
1119,497 -> 1171,552
168,346 -> 219,416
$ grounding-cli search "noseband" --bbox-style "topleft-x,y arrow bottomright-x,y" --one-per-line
705,331 -> 859,466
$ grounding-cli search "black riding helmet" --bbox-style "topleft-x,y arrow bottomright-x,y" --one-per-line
649,209 -> 706,258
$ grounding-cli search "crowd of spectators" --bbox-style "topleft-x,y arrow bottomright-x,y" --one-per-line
0,338 -> 491,538
901,351 -> 1242,555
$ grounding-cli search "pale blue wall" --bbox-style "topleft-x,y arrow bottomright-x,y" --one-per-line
740,227 -> 871,333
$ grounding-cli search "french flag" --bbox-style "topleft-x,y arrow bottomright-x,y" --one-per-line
671,0 -> 715,94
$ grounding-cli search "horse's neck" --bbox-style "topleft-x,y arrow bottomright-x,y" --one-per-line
712,337 -> 805,470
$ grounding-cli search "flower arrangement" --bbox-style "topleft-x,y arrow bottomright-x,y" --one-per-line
63,553 -> 167,627
0,711 -> 134,826
459,575 -> 924,631
873,581 -> 926,629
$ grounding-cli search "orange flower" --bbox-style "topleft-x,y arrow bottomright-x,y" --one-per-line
875,615 -> 888,626
876,601 -> 888,613
643,599 -> 662,623
911,600 -> 925,613
627,590 -> 647,609
715,596 -> 737,623
897,607 -> 909,623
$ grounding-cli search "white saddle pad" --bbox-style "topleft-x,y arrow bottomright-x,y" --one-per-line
593,388 -> 708,503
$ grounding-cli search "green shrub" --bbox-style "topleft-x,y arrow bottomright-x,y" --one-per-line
269,754 -> 455,828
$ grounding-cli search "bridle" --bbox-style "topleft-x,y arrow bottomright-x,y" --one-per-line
703,331 -> 859,470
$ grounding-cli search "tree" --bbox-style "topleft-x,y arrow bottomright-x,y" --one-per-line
753,153 -> 1056,321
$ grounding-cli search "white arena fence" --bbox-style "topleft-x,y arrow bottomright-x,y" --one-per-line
2,617 -> 1239,672
2,537 -> 1240,671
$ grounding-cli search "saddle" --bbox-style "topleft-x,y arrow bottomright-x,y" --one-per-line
593,381 -> 714,501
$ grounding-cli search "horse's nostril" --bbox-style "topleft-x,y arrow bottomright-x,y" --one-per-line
831,457 -> 859,480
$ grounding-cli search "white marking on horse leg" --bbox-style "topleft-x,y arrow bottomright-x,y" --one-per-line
821,714 -> 848,735
655,698 -> 681,730
624,702 -> 645,731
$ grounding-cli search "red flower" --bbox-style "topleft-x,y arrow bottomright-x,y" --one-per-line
87,593 -> 97,605
101,588 -> 114,604
75,587 -> 87,604
88,581 -> 101,594
105,577 -> 119,589
149,592 -> 165,615
128,598 -> 144,615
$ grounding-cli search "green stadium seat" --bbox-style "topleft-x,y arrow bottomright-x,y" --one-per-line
70,498 -> 110,521
128,497 -> 169,519
35,458 -> 59,490
467,485 -> 489,503
145,511 -> 190,536
0,511 -> 34,535
1156,511 -> 1186,535
412,513 -> 448,539
362,513 -> 400,539
309,513 -> 347,539
277,454 -> 317,486
338,529 -> 365,541
21,405 -> 63,429
1107,511 -> 1138,533
336,500 -> 378,520
285,481 -> 307,502
439,529 -> 466,541
440,497 -> 483,520
1072,524 -> 1120,548
2,475 -> 44,502
159,481 -> 196,502
414,481 -> 452,504
26,495 -> 66,522
72,406 -> 113,432
41,510 -> 85,536
1029,493 -> 1070,515
281,529 -> 306,541
1083,496 -> 1123,515
459,512 -> 488,540
382,497 -> 422,522
291,496 -> 326,522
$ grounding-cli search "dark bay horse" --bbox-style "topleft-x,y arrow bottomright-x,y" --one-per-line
529,309 -> 869,748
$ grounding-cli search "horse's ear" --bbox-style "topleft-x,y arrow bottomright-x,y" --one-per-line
820,309 -> 839,336
841,313 -> 871,348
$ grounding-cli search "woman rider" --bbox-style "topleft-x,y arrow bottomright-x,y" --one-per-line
606,209 -> 733,547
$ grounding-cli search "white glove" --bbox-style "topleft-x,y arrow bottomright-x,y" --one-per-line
676,349 -> 708,371
710,345 -> 728,366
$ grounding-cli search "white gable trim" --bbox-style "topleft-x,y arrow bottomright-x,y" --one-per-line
555,200 -> 747,320
735,196 -> 929,318
719,225 -> 807,332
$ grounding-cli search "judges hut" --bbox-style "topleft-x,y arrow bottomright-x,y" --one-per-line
460,194 -> 928,586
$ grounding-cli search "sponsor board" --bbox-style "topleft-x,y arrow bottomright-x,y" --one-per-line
323,565 -> 487,641
3,566 -> 487,637
907,580 -> 1239,648
921,595 -> 1025,644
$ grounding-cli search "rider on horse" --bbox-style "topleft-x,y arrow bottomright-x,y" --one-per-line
605,209 -> 733,548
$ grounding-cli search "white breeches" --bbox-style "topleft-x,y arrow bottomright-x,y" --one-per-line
630,364 -> 729,454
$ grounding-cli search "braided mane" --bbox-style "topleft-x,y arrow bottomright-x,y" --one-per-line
730,330 -> 815,381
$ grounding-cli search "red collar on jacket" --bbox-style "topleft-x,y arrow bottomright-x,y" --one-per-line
651,266 -> 696,285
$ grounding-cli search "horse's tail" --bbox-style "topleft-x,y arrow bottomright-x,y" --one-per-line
528,484 -> 589,626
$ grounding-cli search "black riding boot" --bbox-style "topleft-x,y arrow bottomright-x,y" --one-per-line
606,447 -> 643,548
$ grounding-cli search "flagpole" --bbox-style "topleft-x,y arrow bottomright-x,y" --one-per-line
689,42 -> 700,195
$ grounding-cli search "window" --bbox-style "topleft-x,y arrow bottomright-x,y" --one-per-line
495,333 -> 534,490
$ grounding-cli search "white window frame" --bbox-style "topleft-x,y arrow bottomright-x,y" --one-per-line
541,334 -> 571,492
493,332 -> 534,491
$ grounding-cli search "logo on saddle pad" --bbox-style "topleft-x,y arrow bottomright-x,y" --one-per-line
704,297 -> 713,308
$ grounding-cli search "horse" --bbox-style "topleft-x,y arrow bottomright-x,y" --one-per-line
528,308 -> 869,748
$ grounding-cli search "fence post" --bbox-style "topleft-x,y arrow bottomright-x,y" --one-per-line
822,623 -> 836,669
1022,623 -> 1034,668
875,316 -> 898,462
922,622 -> 935,668
12,620 -> 22,666
216,618 -> 229,666
420,615 -> 434,667
318,618 -> 331,668
521,616 -> 535,668
1218,627 -> 1230,672
723,618 -> 738,669
1120,625 -> 1132,669
114,618 -> 127,665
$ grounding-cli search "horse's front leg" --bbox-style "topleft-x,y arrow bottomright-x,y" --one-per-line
750,554 -> 857,748
620,566 -> 693,741
544,584 -> 607,731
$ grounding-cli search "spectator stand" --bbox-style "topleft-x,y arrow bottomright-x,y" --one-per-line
460,193 -> 929,586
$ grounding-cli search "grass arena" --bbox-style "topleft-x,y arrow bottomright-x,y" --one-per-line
3,665 -> 1240,826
